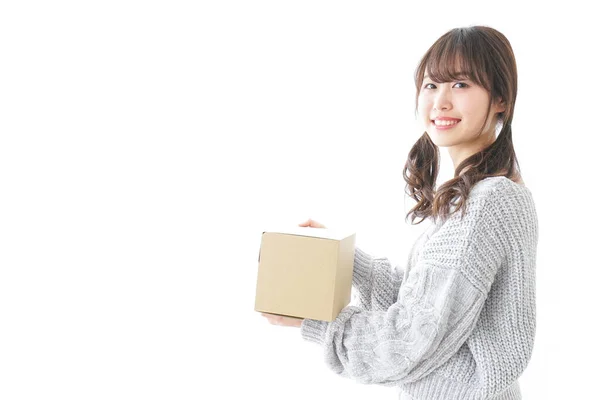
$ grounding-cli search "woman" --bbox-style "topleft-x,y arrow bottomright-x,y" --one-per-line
261,25 -> 538,400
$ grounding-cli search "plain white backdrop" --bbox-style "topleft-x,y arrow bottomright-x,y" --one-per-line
1,1 -> 598,399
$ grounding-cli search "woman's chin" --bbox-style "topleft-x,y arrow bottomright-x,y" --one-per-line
426,132 -> 452,148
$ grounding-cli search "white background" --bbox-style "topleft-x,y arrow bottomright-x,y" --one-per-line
1,1 -> 598,399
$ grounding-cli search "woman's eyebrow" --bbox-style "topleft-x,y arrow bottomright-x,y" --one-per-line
423,73 -> 470,81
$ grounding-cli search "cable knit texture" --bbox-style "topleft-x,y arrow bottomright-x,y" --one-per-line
300,177 -> 538,400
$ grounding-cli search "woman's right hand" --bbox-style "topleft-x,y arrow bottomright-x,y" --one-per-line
298,218 -> 327,229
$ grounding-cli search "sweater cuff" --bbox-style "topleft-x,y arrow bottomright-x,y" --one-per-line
300,318 -> 329,345
352,247 -> 373,287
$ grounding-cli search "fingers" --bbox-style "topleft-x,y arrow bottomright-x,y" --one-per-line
298,218 -> 326,228
261,312 -> 281,325
260,313 -> 302,327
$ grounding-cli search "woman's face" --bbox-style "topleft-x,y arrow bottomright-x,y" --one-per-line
417,70 -> 505,168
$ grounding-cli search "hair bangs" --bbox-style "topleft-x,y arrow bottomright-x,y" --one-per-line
416,28 -> 492,93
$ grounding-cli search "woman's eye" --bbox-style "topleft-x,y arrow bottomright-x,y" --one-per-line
423,82 -> 468,90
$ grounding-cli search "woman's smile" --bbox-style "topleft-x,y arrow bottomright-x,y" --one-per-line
432,119 -> 461,130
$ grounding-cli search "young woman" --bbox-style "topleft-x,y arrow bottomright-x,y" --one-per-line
261,25 -> 538,400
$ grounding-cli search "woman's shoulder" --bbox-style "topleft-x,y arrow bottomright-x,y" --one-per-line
431,175 -> 535,228
471,175 -> 531,198
470,176 -> 539,245
460,176 -> 535,219
467,176 -> 536,223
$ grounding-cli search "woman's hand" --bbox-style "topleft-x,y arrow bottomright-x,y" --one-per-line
260,313 -> 304,327
298,218 -> 327,229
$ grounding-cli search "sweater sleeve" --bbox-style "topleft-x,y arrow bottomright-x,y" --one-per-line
352,248 -> 404,312
300,186 -> 518,386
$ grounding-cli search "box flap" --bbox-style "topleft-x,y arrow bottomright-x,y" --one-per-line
262,226 -> 355,241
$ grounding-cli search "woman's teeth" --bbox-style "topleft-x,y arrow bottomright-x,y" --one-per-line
434,120 -> 460,126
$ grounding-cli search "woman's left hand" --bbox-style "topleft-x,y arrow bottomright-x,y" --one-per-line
260,312 -> 303,328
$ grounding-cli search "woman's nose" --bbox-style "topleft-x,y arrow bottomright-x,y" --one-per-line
433,88 -> 452,111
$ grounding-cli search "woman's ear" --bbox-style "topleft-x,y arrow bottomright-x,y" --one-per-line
495,98 -> 506,114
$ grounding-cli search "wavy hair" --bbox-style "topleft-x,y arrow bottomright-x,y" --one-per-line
403,26 -> 522,225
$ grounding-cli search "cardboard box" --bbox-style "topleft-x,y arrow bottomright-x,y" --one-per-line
254,226 -> 356,322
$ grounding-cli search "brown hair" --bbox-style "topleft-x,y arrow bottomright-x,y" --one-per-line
403,25 -> 522,226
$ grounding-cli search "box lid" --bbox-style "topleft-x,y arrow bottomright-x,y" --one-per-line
262,226 -> 355,241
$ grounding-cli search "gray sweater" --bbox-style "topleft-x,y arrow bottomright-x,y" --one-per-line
300,177 -> 538,400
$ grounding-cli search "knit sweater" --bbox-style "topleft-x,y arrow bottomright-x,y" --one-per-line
300,176 -> 538,400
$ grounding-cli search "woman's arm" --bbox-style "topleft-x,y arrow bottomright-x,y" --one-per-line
351,248 -> 404,312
